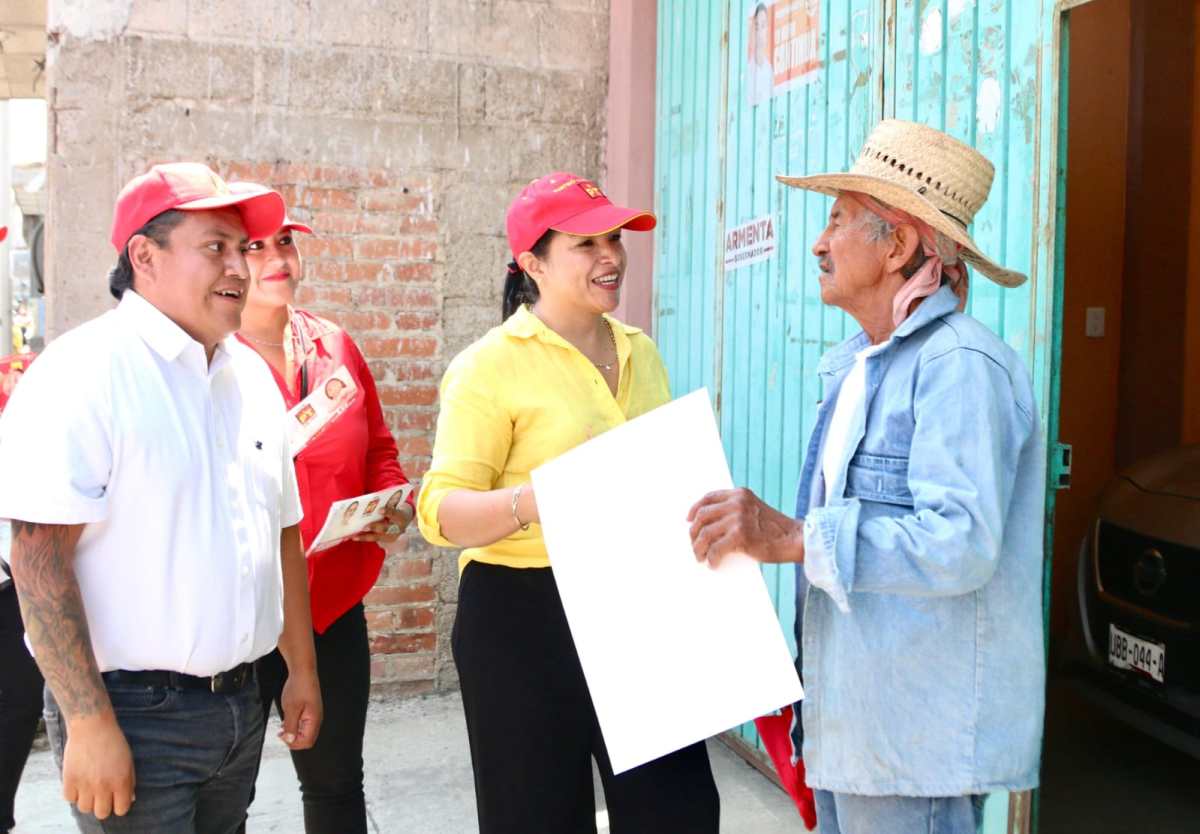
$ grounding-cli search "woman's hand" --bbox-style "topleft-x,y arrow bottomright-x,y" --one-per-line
352,502 -> 414,545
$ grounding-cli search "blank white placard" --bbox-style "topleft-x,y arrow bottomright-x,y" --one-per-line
531,388 -> 803,774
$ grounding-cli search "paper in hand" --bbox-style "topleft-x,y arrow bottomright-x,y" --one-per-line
531,388 -> 803,774
306,483 -> 414,556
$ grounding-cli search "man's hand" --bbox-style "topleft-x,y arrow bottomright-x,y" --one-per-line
687,488 -> 806,568
278,669 -> 323,751
275,523 -> 321,750
351,502 -> 414,546
62,712 -> 135,820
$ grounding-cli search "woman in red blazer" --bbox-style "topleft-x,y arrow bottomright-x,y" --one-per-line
234,196 -> 413,834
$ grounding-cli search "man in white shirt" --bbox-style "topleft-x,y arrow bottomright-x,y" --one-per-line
0,163 -> 323,833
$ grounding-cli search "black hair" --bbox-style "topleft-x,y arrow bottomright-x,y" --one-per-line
107,210 -> 187,300
502,228 -> 556,320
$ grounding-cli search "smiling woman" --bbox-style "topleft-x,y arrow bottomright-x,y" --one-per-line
417,171 -> 721,833
228,184 -> 413,834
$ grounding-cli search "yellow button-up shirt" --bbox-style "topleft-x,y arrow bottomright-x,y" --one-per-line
417,305 -> 671,572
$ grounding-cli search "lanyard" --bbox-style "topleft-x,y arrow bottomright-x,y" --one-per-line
295,319 -> 310,400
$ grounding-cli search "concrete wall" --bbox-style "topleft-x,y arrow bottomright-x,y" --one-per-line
606,0 -> 656,333
44,0 -> 610,694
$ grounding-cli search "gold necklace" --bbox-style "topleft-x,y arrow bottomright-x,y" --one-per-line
240,331 -> 284,347
592,318 -> 618,371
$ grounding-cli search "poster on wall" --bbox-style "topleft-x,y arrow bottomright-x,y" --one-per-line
724,215 -> 777,271
746,0 -> 822,106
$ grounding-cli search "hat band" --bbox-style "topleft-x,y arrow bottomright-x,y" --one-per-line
941,208 -> 969,230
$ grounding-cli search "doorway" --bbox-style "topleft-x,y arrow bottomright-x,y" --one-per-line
1041,0 -> 1200,831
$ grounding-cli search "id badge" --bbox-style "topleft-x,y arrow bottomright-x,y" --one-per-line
287,365 -> 359,457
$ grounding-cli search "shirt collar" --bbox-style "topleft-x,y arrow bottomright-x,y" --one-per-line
502,305 -> 641,374
502,305 -> 644,341
119,290 -> 195,363
817,283 -> 959,374
119,290 -> 233,373
890,283 -> 960,340
289,307 -> 340,344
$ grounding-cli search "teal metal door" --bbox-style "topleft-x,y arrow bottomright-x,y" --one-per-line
716,0 -> 884,747
654,0 -> 729,399
655,1 -> 1067,831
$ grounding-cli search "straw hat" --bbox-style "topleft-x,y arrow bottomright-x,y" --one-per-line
776,119 -> 1026,287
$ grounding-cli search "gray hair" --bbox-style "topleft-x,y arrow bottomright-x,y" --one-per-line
854,203 -> 961,270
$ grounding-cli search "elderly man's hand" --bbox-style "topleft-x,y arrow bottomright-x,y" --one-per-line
687,488 -> 806,568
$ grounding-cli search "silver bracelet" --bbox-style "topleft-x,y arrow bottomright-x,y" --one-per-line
511,484 -> 531,532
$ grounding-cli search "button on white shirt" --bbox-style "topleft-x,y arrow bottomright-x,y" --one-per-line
0,291 -> 302,676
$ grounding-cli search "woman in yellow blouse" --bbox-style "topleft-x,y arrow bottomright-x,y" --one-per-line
418,173 -> 719,833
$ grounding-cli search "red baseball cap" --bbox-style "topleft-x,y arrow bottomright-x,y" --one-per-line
110,163 -> 286,251
0,227 -> 7,244
228,181 -> 314,237
506,172 -> 656,259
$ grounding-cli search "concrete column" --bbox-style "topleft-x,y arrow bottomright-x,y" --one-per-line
606,0 -> 658,334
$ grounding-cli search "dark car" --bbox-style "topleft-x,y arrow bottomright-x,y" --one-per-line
1069,445 -> 1200,758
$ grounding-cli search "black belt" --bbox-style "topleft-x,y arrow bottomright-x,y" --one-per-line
102,662 -> 255,695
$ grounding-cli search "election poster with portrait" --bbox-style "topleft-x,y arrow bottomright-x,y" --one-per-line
746,0 -> 822,106
306,482 -> 416,556
286,365 -> 358,457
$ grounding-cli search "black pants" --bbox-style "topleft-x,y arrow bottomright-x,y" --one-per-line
246,602 -> 371,834
0,586 -> 43,832
453,562 -> 721,834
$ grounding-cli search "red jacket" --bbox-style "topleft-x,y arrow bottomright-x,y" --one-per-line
239,310 -> 410,633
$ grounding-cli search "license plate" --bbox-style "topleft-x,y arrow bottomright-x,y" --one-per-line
1108,623 -> 1165,683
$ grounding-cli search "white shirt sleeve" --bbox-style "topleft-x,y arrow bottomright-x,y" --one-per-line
0,346 -> 112,525
279,426 -> 303,529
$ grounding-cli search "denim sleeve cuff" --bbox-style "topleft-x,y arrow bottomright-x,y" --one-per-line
803,500 -> 861,614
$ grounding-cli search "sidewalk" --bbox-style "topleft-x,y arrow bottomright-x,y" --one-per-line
14,693 -> 803,833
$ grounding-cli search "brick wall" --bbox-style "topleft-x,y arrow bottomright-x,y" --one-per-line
219,160 -> 442,695
45,0 -> 611,693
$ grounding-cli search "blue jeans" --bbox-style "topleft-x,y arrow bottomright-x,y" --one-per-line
44,677 -> 265,834
814,790 -> 986,834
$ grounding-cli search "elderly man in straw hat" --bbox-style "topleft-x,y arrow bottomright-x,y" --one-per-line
688,120 -> 1046,833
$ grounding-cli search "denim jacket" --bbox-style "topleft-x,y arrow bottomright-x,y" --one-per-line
794,284 -> 1046,796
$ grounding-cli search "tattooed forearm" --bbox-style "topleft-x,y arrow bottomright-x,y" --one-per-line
9,521 -> 111,721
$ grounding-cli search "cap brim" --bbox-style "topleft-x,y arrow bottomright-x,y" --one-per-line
550,204 -> 657,239
775,172 -> 1027,288
175,189 -> 286,243
282,221 -> 314,235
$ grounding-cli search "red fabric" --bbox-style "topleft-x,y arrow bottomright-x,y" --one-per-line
754,705 -> 817,830
0,353 -> 35,413
238,310 -> 409,634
